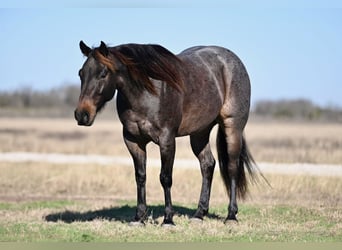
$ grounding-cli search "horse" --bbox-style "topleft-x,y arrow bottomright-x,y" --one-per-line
74,40 -> 258,226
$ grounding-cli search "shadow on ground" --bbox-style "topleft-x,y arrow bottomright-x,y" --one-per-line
44,204 -> 222,224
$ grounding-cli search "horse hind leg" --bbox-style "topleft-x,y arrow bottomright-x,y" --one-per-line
190,130 -> 216,220
217,120 -> 247,222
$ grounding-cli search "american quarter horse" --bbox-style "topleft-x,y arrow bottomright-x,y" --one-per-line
75,41 -> 259,226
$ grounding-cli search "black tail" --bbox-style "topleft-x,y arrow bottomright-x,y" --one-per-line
216,126 -> 259,199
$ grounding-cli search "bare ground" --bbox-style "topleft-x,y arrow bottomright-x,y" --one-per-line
0,152 -> 341,177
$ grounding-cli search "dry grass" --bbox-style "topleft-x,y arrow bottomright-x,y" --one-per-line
245,121 -> 342,164
0,162 -> 341,208
0,117 -> 341,241
0,117 -> 125,156
0,162 -> 341,242
0,117 -> 342,164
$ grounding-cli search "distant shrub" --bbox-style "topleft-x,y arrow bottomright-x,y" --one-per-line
0,84 -> 115,118
253,99 -> 342,122
0,86 -> 341,121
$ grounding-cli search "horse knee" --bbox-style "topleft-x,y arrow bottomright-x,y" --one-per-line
200,156 -> 215,176
160,173 -> 172,188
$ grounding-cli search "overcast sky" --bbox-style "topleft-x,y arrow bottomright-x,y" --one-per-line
1,3 -> 341,107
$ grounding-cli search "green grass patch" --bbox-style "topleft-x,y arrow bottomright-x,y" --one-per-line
0,201 -> 341,242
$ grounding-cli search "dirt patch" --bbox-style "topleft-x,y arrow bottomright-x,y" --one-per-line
39,131 -> 87,140
0,152 -> 341,176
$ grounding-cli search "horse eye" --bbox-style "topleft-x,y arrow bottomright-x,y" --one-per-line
99,68 -> 108,78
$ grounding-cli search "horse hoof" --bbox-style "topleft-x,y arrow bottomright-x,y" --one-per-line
190,217 -> 203,224
129,221 -> 145,227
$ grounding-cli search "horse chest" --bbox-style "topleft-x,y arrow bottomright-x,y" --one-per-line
121,113 -> 161,143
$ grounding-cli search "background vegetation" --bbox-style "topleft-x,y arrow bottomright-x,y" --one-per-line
0,85 -> 341,122
253,99 -> 342,122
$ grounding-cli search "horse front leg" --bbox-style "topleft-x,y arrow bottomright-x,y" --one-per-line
123,130 -> 148,225
159,132 -> 176,226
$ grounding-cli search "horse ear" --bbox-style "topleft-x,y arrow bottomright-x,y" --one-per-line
80,40 -> 91,56
99,41 -> 109,57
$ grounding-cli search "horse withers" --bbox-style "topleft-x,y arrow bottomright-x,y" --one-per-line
74,41 -> 258,226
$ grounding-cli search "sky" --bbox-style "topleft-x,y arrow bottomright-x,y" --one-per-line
1,3 -> 342,107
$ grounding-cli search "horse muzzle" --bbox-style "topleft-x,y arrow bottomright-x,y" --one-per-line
74,109 -> 93,126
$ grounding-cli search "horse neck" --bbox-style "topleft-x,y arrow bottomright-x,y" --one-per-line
116,78 -> 155,112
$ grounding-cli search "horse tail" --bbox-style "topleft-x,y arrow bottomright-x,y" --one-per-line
216,126 -> 261,199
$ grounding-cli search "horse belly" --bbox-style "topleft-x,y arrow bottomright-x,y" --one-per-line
177,94 -> 222,136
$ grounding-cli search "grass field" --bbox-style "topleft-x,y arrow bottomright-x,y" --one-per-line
1,117 -> 341,164
0,161 -> 341,242
0,117 -> 341,242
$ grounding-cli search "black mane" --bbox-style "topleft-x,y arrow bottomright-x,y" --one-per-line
111,44 -> 184,94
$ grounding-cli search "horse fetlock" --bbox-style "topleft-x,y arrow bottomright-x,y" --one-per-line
228,203 -> 238,213
226,203 -> 239,222
135,205 -> 148,221
196,202 -> 209,216
162,218 -> 175,227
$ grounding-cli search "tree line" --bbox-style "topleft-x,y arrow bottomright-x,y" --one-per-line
0,85 -> 341,122
0,85 -> 79,109
253,99 -> 342,122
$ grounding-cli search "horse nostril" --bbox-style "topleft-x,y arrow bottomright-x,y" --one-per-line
82,111 -> 90,125
75,109 -> 90,125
